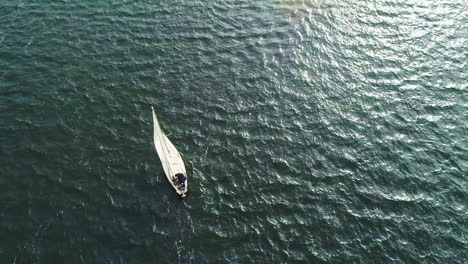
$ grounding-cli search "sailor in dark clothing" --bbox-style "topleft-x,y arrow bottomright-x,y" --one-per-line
176,173 -> 187,189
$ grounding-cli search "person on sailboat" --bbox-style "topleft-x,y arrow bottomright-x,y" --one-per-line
176,173 -> 187,188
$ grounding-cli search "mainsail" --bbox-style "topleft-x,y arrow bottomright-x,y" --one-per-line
152,108 -> 171,176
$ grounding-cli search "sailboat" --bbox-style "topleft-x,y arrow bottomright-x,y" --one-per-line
152,107 -> 188,197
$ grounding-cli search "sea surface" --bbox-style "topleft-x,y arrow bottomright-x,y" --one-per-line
0,0 -> 467,263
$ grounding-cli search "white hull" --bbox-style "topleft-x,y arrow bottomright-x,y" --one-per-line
152,107 -> 188,197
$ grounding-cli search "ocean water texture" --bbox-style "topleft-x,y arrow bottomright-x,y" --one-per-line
0,0 -> 467,263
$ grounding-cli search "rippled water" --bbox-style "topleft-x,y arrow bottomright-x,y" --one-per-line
1,0 -> 467,263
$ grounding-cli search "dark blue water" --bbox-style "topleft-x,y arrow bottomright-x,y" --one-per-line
1,0 -> 467,263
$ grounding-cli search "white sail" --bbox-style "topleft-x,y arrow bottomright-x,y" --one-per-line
152,107 -> 187,197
